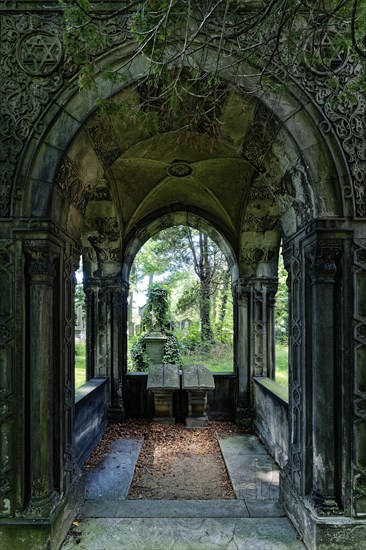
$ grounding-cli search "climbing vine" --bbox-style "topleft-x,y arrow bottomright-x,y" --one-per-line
130,283 -> 181,371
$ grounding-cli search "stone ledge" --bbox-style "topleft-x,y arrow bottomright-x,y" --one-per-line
253,377 -> 289,406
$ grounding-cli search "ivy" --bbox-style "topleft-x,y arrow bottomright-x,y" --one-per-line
130,337 -> 150,372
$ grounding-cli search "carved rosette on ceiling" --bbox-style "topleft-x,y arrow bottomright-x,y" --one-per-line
166,160 -> 193,178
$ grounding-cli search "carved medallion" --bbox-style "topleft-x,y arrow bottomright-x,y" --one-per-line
166,161 -> 192,177
16,32 -> 62,76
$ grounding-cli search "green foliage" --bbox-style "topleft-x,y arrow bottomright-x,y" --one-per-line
130,282 -> 182,370
162,333 -> 182,365
275,344 -> 289,388
181,341 -> 233,373
74,340 -> 86,388
176,322 -> 202,351
142,283 -> 170,332
58,0 -> 366,140
130,336 -> 151,371
275,252 -> 289,344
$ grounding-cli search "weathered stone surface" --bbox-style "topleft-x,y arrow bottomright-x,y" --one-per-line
147,364 -> 180,390
182,365 -> 215,390
144,333 -> 167,366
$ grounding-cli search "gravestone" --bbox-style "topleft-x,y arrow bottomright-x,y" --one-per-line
182,364 -> 215,427
144,332 -> 167,365
147,363 -> 180,424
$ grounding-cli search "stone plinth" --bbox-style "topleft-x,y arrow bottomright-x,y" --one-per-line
182,365 -> 215,427
147,364 -> 180,424
144,332 -> 167,365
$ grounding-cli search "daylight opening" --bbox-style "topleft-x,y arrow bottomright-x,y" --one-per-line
75,257 -> 86,389
275,246 -> 289,387
127,225 -> 234,373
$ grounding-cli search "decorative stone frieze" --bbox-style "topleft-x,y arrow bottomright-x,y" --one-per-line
0,241 -> 15,518
352,238 -> 366,516
289,51 -> 366,217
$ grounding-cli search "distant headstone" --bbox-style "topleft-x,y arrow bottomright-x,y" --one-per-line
144,332 -> 167,365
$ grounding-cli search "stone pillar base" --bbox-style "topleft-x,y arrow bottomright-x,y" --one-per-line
108,406 -> 125,422
235,407 -> 251,428
0,476 -> 83,550
151,389 -> 175,423
280,472 -> 366,548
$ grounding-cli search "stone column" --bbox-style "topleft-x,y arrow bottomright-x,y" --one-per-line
310,241 -> 341,512
267,283 -> 278,381
24,241 -> 59,515
233,278 -> 251,422
83,277 -> 99,380
108,279 -> 125,420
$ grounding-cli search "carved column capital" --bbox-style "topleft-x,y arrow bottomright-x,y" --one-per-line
309,241 -> 342,284
233,278 -> 251,305
24,241 -> 58,280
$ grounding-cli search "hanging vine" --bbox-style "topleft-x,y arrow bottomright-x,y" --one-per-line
57,1 -> 366,139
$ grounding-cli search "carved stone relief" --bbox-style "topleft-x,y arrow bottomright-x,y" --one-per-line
352,238 -> 366,516
0,13 -> 75,217
289,50 -> 366,217
0,241 -> 15,517
241,214 -> 280,233
85,111 -> 122,169
283,240 -> 304,492
241,247 -> 277,264
241,103 -> 281,171
56,156 -> 93,216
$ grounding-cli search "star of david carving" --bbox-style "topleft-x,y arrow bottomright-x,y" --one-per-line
17,32 -> 62,76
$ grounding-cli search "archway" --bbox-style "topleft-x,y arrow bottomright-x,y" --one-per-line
1,12 -> 365,548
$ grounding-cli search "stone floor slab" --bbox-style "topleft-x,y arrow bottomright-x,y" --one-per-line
218,434 -> 268,456
114,499 -> 250,518
62,517 -> 304,549
84,438 -> 142,501
218,435 -> 280,500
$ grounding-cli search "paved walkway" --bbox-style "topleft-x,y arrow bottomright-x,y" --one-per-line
62,434 -> 304,549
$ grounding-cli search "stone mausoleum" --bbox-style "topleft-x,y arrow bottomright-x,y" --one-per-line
1,2 -> 366,548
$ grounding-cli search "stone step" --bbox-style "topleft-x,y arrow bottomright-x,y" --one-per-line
83,498 -> 285,518
62,517 -> 304,549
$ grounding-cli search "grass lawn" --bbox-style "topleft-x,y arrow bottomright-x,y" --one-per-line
181,344 -> 234,373
75,342 -> 86,388
78,339 -> 288,386
275,343 -> 289,387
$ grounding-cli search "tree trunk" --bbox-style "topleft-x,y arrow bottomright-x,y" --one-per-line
199,233 -> 214,342
216,269 -> 230,337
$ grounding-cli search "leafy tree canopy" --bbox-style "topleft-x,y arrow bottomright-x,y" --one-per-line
58,0 -> 366,136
